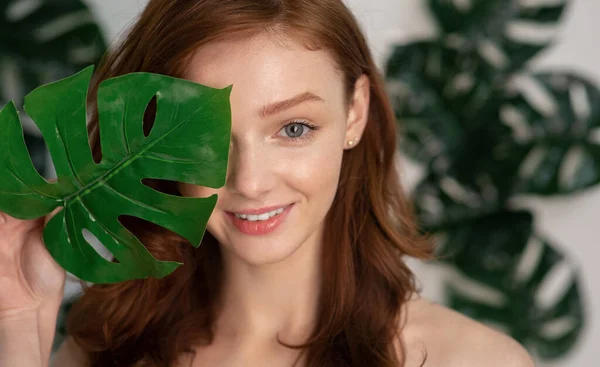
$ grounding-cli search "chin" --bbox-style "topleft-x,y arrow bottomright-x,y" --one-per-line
224,237 -> 305,266
207,206 -> 321,267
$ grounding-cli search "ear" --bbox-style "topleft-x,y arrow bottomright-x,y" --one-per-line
344,74 -> 370,150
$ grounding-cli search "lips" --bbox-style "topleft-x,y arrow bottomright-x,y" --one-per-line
226,204 -> 293,236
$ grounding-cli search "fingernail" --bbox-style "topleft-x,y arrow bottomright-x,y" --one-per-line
0,213 -> 6,225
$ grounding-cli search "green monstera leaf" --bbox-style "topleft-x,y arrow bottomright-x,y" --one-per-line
0,0 -> 106,103
385,0 -> 587,361
411,173 -> 501,235
502,72 -> 600,195
0,0 -> 107,176
408,171 -> 585,359
0,66 -> 232,283
428,0 -> 567,71
385,41 -> 507,173
444,211 -> 584,360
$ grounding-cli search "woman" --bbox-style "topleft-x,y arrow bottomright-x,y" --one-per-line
0,0 -> 535,366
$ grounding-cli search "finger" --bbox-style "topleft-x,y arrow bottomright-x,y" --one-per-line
0,211 -> 28,226
43,207 -> 63,227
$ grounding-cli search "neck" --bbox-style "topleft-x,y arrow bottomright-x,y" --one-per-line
215,230 -> 323,345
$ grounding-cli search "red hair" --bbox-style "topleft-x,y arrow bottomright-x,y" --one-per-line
67,0 -> 432,365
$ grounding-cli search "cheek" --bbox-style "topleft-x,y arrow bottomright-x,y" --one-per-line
177,183 -> 220,199
281,139 -> 344,202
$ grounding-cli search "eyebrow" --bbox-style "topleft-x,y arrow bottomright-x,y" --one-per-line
257,91 -> 325,118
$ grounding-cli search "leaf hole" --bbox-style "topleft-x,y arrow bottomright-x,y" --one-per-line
141,178 -> 182,196
477,40 -> 509,70
449,73 -> 475,94
448,270 -> 507,308
558,146 -> 584,190
6,0 -> 42,22
419,190 -> 444,220
68,43 -> 104,65
539,316 -> 578,339
518,145 -> 547,180
588,127 -> 600,145
439,177 -> 480,206
534,260 -> 575,310
117,215 -> 190,263
500,105 -> 532,143
143,95 -> 158,138
444,34 -> 469,50
33,10 -> 95,43
506,21 -> 559,45
82,228 -> 119,263
569,81 -> 591,122
516,75 -> 557,119
512,236 -> 544,284
451,0 -> 471,12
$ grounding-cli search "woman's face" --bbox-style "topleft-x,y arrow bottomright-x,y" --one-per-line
178,33 -> 369,267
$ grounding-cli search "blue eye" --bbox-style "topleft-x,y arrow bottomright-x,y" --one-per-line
280,120 -> 320,141
285,123 -> 306,138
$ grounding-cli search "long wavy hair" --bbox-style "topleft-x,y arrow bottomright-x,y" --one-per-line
66,0 -> 433,366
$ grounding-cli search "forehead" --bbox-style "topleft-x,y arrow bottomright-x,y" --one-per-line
184,33 -> 345,114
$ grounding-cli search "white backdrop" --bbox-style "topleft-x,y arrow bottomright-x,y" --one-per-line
82,0 -> 599,365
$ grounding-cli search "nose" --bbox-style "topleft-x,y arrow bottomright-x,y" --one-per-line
225,140 -> 276,200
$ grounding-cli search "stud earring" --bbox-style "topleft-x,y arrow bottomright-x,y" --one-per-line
347,136 -> 359,147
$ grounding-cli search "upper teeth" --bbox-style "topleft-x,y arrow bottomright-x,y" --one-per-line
235,207 -> 285,221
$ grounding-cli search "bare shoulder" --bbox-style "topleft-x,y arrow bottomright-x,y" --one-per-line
400,297 -> 535,367
51,337 -> 90,367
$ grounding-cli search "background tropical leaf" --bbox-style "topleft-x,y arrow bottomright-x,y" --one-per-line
0,0 -> 107,176
0,66 -> 232,283
385,41 -> 517,196
412,175 -> 499,236
428,0 -> 567,72
385,0 -> 586,360
502,72 -> 600,195
446,225 -> 584,360
0,0 -> 106,102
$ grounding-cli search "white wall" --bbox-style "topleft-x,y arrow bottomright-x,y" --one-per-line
84,0 -> 599,365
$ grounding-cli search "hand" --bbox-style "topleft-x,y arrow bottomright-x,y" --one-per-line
0,208 -> 66,316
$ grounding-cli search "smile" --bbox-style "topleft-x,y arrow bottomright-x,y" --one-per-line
226,204 -> 293,235
234,207 -> 285,221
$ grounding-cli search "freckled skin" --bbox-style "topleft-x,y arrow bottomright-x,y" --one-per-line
177,33 -> 364,267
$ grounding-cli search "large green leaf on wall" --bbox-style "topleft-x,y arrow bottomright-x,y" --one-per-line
0,0 -> 107,177
0,66 -> 232,283
445,212 -> 584,360
428,0 -> 567,71
385,41 -> 517,196
404,163 -> 585,360
0,0 -> 106,103
385,0 -> 586,361
386,41 -> 501,169
410,173 -> 501,234
502,72 -> 600,195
